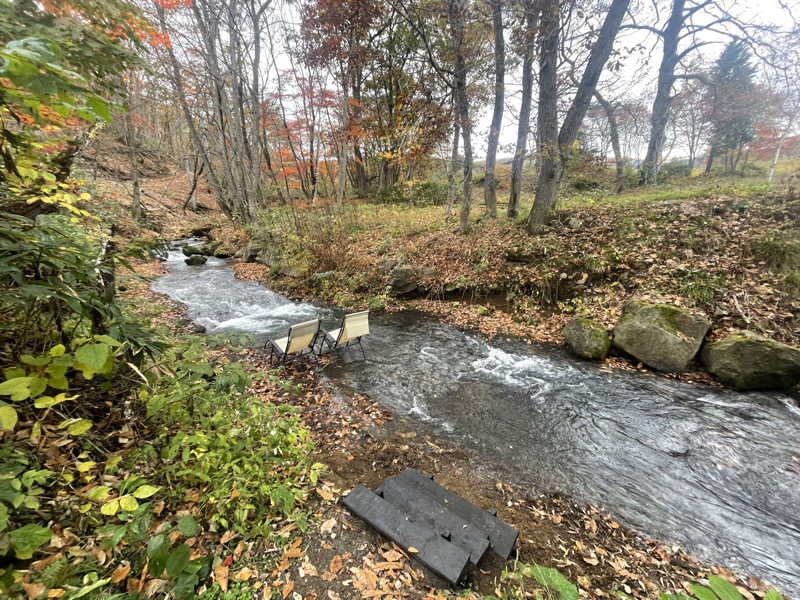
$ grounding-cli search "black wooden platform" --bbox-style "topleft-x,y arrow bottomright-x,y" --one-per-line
342,468 -> 519,586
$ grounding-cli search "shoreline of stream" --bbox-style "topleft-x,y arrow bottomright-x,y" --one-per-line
142,248 -> 800,598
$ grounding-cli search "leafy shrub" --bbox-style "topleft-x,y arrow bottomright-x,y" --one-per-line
373,184 -> 408,204
0,212 -> 163,360
659,160 -> 692,180
410,181 -> 448,206
143,341 -> 320,537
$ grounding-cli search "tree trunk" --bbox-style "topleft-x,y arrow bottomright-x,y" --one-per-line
528,0 -> 630,230
336,79 -> 349,209
508,0 -> 537,219
124,78 -> 143,222
448,0 -> 472,234
484,0 -> 505,219
595,91 -> 625,193
640,0 -> 685,184
769,122 -> 792,183
156,3 -> 228,217
527,0 -> 559,229
445,120 -> 460,216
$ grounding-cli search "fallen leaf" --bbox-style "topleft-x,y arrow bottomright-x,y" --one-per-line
23,583 -> 46,600
320,518 -> 336,535
329,554 -> 343,574
214,565 -> 229,593
316,487 -> 334,501
282,580 -> 294,599
111,563 -> 131,584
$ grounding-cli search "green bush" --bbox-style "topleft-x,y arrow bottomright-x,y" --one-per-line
410,180 -> 448,206
143,340 -> 320,537
373,184 -> 408,204
658,160 -> 692,180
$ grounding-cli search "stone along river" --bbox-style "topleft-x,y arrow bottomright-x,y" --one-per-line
153,244 -> 800,595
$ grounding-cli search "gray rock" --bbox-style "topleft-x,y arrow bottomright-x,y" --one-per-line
701,331 -> 800,390
613,299 -> 710,372
185,255 -> 207,266
564,317 -> 611,360
388,264 -> 418,295
190,323 -> 207,334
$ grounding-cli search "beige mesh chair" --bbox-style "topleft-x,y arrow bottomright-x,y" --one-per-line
266,319 -> 321,365
323,310 -> 370,360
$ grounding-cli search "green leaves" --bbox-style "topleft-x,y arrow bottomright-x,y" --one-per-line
0,403 -> 17,431
74,342 -> 111,376
518,563 -> 579,600
133,484 -> 159,499
177,515 -> 200,537
0,376 -> 47,401
7,523 -> 52,559
165,543 -> 191,577
707,576 -> 743,600
147,534 -> 170,577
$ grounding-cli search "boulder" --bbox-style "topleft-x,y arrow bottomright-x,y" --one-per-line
182,241 -> 220,257
564,317 -> 611,360
213,247 -> 232,258
184,255 -> 207,266
701,331 -> 800,390
388,264 -> 418,295
613,299 -> 710,372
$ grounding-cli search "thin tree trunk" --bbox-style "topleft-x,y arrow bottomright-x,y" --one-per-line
445,120 -> 460,216
336,79 -> 349,209
769,122 -> 792,183
595,91 -> 625,193
448,0 -> 472,234
640,0 -> 685,184
124,80 -> 143,222
508,0 -> 537,219
484,0 -> 505,218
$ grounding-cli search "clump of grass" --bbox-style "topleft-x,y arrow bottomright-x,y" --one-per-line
784,270 -> 800,295
753,232 -> 800,271
678,269 -> 729,304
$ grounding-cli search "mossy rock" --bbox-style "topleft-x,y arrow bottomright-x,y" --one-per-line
388,264 -> 418,295
613,299 -> 710,372
184,255 -> 207,266
701,331 -> 800,390
182,241 -> 221,257
564,317 -> 611,360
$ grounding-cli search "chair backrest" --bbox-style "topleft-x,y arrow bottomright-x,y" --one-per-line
339,310 -> 369,344
286,319 -> 320,354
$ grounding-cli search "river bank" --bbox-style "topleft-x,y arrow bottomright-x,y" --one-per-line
141,247 -> 799,599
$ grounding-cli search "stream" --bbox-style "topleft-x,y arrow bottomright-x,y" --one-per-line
153,243 -> 800,595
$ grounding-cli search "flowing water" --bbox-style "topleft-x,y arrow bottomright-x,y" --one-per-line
154,243 -> 800,595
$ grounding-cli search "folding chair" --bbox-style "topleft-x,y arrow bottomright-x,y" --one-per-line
322,310 -> 369,360
265,319 -> 321,366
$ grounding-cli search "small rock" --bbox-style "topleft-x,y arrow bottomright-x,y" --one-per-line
185,255 -> 207,266
564,317 -> 611,360
190,323 -> 207,334
613,299 -> 710,372
701,331 -> 800,390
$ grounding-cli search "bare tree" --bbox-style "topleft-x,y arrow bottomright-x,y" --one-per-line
484,0 -> 505,218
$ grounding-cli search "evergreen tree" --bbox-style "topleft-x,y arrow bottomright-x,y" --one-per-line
704,40 -> 759,173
